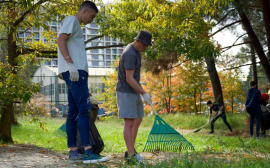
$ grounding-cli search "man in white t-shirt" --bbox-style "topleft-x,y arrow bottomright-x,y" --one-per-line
57,1 -> 107,164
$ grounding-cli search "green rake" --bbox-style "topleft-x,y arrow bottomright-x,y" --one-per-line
143,104 -> 194,152
54,121 -> 67,138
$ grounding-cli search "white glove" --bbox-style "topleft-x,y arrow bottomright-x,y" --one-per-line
208,119 -> 211,123
68,63 -> 79,82
142,93 -> 152,105
217,111 -> 222,115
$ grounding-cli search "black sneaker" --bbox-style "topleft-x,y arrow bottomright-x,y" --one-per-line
208,131 -> 214,134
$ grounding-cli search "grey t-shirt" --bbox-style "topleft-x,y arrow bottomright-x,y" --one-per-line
116,43 -> 141,94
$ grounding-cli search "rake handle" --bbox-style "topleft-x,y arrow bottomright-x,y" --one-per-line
150,103 -> 158,115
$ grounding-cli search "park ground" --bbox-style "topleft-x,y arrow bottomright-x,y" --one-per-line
1,113 -> 270,167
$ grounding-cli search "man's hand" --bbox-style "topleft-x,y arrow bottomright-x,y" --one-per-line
68,63 -> 79,81
208,119 -> 211,123
142,93 -> 152,105
217,111 -> 222,115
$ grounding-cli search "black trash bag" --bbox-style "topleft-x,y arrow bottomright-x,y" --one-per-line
77,103 -> 104,155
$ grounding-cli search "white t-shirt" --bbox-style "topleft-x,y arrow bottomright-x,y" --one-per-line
58,16 -> 88,74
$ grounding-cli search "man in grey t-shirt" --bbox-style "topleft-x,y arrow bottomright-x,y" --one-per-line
116,30 -> 152,164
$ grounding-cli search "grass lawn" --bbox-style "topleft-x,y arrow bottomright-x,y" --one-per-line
8,113 -> 270,167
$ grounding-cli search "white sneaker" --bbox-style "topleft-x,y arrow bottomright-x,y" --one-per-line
135,153 -> 145,160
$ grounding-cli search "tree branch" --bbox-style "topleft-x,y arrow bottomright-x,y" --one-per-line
85,35 -> 104,44
209,20 -> 242,38
221,41 -> 252,53
0,38 -> 8,41
213,8 -> 236,27
0,1 -> 14,3
13,0 -> 49,27
223,59 -> 270,71
85,44 -> 124,50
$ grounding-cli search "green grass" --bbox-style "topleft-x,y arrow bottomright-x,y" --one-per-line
141,113 -> 248,130
7,114 -> 270,167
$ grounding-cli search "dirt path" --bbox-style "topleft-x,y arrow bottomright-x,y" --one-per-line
0,144 -> 183,168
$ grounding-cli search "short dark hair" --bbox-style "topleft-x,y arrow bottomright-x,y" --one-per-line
207,100 -> 212,105
79,1 -> 98,13
250,81 -> 256,87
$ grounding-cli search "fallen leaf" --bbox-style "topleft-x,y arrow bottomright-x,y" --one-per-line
39,150 -> 48,154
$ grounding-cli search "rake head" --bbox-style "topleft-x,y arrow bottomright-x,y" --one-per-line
143,115 -> 194,152
54,122 -> 67,138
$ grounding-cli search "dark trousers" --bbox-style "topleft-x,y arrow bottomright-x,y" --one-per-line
249,112 -> 261,137
211,113 -> 232,132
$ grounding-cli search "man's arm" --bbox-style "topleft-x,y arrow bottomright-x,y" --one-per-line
57,33 -> 79,81
126,69 -> 145,95
57,33 -> 73,63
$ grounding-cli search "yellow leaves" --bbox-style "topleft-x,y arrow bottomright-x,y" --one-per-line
29,13 -> 33,22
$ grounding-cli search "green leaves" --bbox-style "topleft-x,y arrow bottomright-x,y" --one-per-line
0,63 -> 41,105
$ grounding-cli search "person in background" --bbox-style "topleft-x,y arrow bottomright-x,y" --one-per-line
207,100 -> 232,134
245,81 -> 262,138
260,93 -> 269,136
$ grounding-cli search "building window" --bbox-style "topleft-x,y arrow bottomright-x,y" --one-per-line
91,49 -> 99,54
58,83 -> 66,94
51,26 -> 57,31
91,43 -> 98,47
106,49 -> 110,54
106,55 -> 111,60
34,32 -> 39,39
44,60 -> 50,65
105,36 -> 110,41
25,32 -> 30,37
112,55 -> 116,60
19,33 -> 24,38
92,55 -> 99,60
106,42 -> 110,46
51,20 -> 56,25
90,29 -> 98,34
112,49 -> 117,54
106,61 -> 111,66
52,60 -> 58,66
92,61 -> 99,66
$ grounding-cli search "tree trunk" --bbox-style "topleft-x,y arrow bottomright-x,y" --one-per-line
0,103 -> 13,143
251,44 -> 258,87
205,57 -> 224,106
261,0 -> 270,61
236,3 -> 270,82
0,27 -> 18,142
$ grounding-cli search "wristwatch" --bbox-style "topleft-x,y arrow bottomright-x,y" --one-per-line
64,56 -> 70,60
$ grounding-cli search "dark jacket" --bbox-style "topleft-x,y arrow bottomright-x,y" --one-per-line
246,88 -> 262,113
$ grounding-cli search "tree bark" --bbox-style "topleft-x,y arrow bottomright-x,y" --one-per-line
261,0 -> 270,60
0,103 -> 13,143
251,44 -> 258,87
236,3 -> 270,82
205,57 -> 224,106
0,27 -> 18,142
